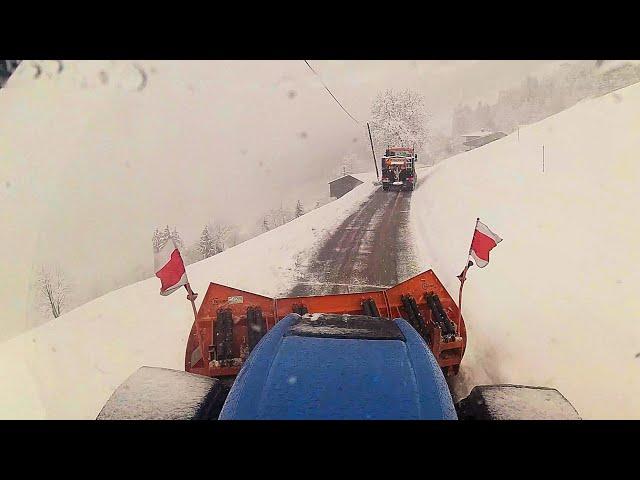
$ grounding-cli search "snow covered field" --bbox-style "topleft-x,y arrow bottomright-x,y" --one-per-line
0,178 -> 376,419
410,82 -> 640,419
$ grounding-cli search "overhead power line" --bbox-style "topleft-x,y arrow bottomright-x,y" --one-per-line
304,60 -> 361,126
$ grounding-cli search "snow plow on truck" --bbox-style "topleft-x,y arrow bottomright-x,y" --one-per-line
381,146 -> 417,191
97,269 -> 580,420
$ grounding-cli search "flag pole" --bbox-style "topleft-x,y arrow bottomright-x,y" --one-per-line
184,283 -> 199,321
456,218 -> 479,333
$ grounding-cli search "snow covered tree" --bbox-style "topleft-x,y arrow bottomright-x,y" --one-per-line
258,205 -> 294,233
295,200 -> 304,218
153,225 -> 183,252
272,206 -> 293,228
198,226 -> 215,259
152,227 -> 168,252
182,243 -> 202,265
170,227 -> 184,250
152,228 -> 161,251
425,130 -> 455,164
209,222 -> 232,254
198,222 -> 234,259
36,264 -> 70,319
370,89 -> 429,152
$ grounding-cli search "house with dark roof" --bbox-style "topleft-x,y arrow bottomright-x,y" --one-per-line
461,129 -> 507,151
329,174 -> 364,199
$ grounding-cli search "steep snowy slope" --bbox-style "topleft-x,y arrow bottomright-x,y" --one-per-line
410,82 -> 640,419
0,177 -> 376,419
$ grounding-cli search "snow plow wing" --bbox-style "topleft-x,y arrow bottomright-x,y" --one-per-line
185,270 -> 467,379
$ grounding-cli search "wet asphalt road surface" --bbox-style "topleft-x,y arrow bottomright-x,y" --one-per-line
289,187 -> 419,296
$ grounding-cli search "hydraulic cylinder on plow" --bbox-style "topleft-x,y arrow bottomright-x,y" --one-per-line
185,270 -> 467,380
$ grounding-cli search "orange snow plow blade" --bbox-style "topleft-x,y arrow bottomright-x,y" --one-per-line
185,270 -> 466,379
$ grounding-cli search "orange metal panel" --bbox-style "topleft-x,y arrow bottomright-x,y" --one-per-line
185,270 -> 467,379
385,270 -> 467,375
275,290 -> 389,319
185,282 -> 276,378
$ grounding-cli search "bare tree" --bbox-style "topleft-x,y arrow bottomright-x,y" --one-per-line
36,265 -> 70,319
370,89 -> 429,151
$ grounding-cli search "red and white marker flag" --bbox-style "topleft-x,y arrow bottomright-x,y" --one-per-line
154,237 -> 188,296
456,218 -> 502,331
469,220 -> 502,268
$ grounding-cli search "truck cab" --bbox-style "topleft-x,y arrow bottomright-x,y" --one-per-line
381,147 -> 417,191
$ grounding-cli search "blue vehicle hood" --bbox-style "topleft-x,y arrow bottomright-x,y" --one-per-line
218,314 -> 457,420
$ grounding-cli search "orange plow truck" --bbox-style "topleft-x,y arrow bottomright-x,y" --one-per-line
98,270 -> 580,420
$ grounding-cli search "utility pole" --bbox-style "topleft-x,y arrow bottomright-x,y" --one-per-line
367,122 -> 380,180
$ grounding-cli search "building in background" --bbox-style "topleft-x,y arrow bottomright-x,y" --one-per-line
329,174 -> 364,199
461,129 -> 507,151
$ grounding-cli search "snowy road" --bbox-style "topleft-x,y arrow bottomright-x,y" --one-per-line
289,187 -> 420,296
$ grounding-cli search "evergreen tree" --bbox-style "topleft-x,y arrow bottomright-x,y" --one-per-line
170,227 -> 184,249
295,200 -> 304,218
153,225 -> 183,252
152,228 -> 163,252
198,226 -> 215,259
152,226 -> 171,252
210,223 -> 231,254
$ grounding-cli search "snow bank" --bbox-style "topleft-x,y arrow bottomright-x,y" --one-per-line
0,179 -> 376,419
479,386 -> 581,420
410,82 -> 640,419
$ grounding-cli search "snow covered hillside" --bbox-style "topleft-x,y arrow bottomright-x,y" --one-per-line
0,178 -> 376,419
410,82 -> 640,419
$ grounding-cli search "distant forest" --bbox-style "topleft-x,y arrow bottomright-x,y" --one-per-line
426,61 -> 640,163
